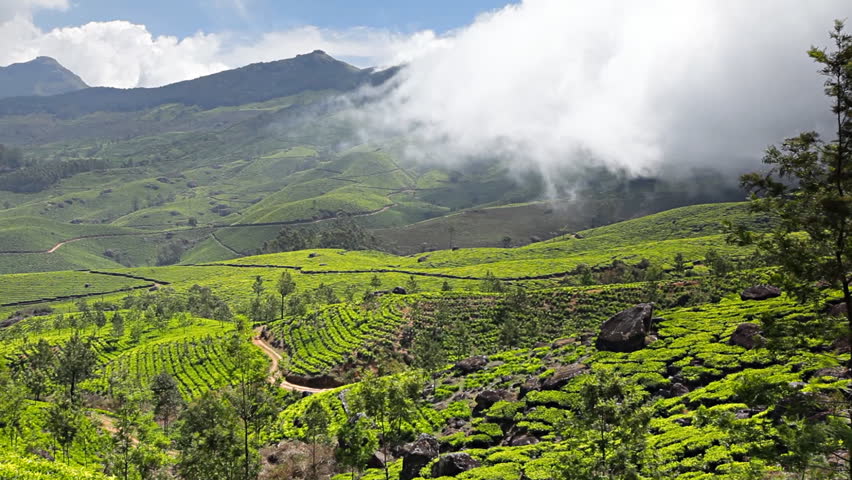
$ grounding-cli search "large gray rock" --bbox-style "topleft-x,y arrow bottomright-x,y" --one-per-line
474,390 -> 514,413
400,434 -> 440,480
740,285 -> 781,301
431,453 -> 480,477
455,355 -> 488,374
541,363 -> 588,390
730,323 -> 763,349
595,304 -> 654,352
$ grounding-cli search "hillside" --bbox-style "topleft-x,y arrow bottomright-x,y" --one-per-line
0,201 -> 847,480
0,50 -> 745,273
0,57 -> 88,99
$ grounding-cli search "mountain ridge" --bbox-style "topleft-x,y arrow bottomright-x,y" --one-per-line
0,56 -> 88,100
0,50 -> 393,118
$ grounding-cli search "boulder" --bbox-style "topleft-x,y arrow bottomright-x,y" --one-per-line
541,364 -> 587,390
551,337 -> 575,348
595,303 -> 654,352
431,453 -> 480,478
740,285 -> 781,301
417,255 -> 430,263
455,355 -> 488,374
392,286 -> 407,295
829,301 -> 849,317
474,390 -> 514,413
730,323 -> 763,349
669,382 -> 690,397
519,377 -> 541,398
509,433 -> 540,446
308,252 -> 318,258
400,434 -> 440,480
367,450 -> 388,469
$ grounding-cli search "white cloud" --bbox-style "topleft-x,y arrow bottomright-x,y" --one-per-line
354,0 -> 852,186
0,11 -> 436,87
1,0 -> 851,184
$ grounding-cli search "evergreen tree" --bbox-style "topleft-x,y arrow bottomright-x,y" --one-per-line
150,372 -> 183,432
335,414 -> 378,480
110,311 -> 125,339
304,400 -> 331,480
176,392 -> 243,480
55,333 -> 96,400
276,271 -> 296,318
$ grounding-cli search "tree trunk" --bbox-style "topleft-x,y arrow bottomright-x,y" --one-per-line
244,418 -> 250,480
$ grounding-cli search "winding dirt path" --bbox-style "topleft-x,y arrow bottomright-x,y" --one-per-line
251,330 -> 330,393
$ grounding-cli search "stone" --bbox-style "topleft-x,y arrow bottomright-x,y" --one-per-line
595,303 -> 654,352
474,390 -> 514,413
509,434 -> 540,446
367,450 -> 388,469
730,323 -> 763,349
669,382 -> 690,397
740,285 -> 781,301
417,255 -> 430,263
308,252 -> 318,258
829,302 -> 849,317
455,355 -> 488,374
431,453 -> 480,478
551,337 -> 575,348
392,286 -> 407,295
519,377 -> 541,398
541,364 -> 587,390
399,434 -> 440,480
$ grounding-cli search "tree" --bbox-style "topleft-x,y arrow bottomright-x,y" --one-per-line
55,333 -> 96,400
226,335 -> 272,480
558,370 -> 652,480
46,400 -> 82,461
176,392 -> 243,480
480,271 -> 505,293
150,372 -> 183,432
441,280 -> 453,292
335,414 -> 378,480
412,325 -> 447,384
111,311 -> 125,339
304,400 -> 331,480
276,271 -> 296,318
733,20 -> 852,352
352,373 -> 422,480
672,253 -> 687,276
501,235 -> 512,248
19,338 -> 56,401
370,274 -> 382,289
405,275 -> 419,294
0,362 -> 27,446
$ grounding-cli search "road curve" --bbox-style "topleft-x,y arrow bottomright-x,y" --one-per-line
251,331 -> 330,394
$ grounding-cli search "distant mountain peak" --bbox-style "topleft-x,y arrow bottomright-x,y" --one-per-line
0,56 -> 87,100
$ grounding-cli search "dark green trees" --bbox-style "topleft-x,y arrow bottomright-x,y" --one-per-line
55,333 -> 96,400
734,20 -> 852,346
558,370 -> 652,480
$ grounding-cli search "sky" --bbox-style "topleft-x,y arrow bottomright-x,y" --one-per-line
2,0 -> 852,184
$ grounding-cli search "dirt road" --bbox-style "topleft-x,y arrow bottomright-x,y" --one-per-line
251,332 -> 330,393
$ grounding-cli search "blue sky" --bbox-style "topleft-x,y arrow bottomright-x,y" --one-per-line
34,1 -> 518,38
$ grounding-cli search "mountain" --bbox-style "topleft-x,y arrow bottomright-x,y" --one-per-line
0,50 -> 390,118
0,56 -> 88,100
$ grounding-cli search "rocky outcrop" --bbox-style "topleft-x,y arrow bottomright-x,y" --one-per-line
392,286 -> 407,294
729,323 -> 763,349
541,364 -> 588,390
474,390 -> 514,413
455,355 -> 488,374
740,285 -> 781,301
431,453 -> 480,477
595,303 -> 654,352
400,434 -> 440,480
